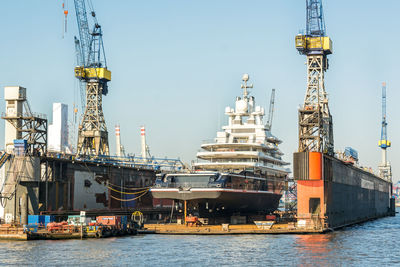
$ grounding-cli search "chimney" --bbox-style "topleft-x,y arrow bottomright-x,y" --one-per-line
115,125 -> 121,157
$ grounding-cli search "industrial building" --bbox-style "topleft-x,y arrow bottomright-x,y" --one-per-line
48,103 -> 70,154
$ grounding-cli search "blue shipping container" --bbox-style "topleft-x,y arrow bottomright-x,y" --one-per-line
28,215 -> 45,225
44,215 -> 55,225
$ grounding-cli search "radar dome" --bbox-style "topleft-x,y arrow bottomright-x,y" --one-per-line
236,99 -> 248,114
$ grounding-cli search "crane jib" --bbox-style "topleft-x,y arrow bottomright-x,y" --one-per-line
73,0 -> 110,97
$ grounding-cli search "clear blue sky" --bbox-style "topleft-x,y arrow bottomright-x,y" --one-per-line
0,1 -> 398,181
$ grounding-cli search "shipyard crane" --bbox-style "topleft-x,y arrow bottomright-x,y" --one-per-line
265,89 -> 275,131
378,82 -> 392,181
73,0 -> 111,156
295,0 -> 334,155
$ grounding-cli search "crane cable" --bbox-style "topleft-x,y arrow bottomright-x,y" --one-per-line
109,189 -> 149,202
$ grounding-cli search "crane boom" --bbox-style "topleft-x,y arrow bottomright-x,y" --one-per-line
74,0 -> 91,66
265,89 -> 275,131
306,0 -> 326,37
74,36 -> 86,111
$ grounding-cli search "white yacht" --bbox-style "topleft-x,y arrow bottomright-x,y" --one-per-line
151,74 -> 290,217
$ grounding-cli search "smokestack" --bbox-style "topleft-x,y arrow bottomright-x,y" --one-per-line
141,126 -> 147,160
115,125 -> 121,157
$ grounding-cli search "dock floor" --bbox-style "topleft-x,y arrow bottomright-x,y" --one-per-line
145,224 -> 325,235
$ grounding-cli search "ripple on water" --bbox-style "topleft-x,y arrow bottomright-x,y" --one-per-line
0,215 -> 399,266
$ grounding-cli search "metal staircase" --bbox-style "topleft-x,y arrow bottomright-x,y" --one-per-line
0,156 -> 27,200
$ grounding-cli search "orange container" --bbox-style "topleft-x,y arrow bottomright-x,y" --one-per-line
96,216 -> 121,226
308,152 -> 322,180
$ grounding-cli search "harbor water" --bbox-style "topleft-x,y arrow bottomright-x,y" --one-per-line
0,214 -> 399,266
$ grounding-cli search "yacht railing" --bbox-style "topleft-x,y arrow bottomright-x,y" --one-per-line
155,181 -> 216,189
155,181 -> 286,192
201,139 -> 217,145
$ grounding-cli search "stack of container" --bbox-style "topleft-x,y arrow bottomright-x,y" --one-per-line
27,215 -> 55,226
13,139 -> 27,156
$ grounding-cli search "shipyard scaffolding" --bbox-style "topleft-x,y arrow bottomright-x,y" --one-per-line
2,87 -> 47,156
0,86 -> 46,224
74,0 -> 110,156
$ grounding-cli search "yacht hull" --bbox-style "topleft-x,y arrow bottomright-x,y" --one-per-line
151,188 -> 282,214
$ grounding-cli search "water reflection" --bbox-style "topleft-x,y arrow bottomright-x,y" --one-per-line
294,234 -> 339,266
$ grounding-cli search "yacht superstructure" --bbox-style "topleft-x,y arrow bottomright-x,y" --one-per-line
194,74 -> 290,176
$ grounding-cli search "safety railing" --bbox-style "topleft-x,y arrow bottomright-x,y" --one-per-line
1,112 -> 47,119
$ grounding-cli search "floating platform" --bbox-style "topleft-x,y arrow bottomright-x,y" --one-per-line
0,225 -> 29,240
144,223 -> 328,235
0,224 -> 138,241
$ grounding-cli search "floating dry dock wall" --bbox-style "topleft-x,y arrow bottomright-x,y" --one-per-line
1,156 -> 161,224
294,151 -> 394,230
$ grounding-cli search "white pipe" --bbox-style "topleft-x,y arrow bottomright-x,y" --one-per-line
115,125 -> 121,157
141,126 -> 147,160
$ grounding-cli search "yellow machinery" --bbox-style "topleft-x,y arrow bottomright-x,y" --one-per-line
378,140 -> 391,147
295,35 -> 332,55
75,67 -> 111,81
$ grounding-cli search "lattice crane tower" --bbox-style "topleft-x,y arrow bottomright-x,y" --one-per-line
74,0 -> 110,156
295,0 -> 334,155
378,82 -> 392,181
